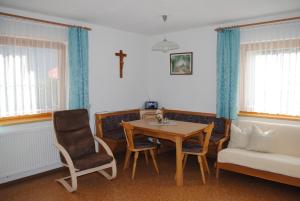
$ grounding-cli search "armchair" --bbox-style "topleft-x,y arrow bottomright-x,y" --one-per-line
53,109 -> 117,192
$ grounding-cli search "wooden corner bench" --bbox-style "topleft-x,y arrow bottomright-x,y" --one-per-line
95,108 -> 231,158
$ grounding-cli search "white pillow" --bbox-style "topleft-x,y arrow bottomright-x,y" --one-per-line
246,125 -> 275,153
228,124 -> 252,149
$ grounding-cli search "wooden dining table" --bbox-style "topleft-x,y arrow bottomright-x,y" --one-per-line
127,119 -> 208,186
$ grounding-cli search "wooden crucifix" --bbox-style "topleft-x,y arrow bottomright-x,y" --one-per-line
115,50 -> 127,78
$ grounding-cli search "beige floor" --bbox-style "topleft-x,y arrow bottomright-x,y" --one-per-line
0,152 -> 299,201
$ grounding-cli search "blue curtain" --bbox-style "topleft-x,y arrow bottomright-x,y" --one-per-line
216,28 -> 240,120
68,27 -> 89,109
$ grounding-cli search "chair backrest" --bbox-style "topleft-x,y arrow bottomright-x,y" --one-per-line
122,121 -> 135,151
202,123 -> 215,154
53,109 -> 95,160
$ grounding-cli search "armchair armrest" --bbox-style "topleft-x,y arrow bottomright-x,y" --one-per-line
94,136 -> 115,158
53,140 -> 77,172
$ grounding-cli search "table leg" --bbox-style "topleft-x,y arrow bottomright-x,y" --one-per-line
175,136 -> 183,186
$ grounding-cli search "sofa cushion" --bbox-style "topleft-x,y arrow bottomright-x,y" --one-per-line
228,124 -> 252,149
218,148 -> 300,179
237,120 -> 300,157
246,125 -> 275,153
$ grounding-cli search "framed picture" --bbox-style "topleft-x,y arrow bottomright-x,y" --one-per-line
170,52 -> 193,75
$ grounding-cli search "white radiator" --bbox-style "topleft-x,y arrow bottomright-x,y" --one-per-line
0,121 -> 61,184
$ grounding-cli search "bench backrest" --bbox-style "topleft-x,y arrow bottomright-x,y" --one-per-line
163,109 -> 230,137
95,109 -> 140,140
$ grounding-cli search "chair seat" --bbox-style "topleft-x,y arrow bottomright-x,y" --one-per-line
73,152 -> 113,171
182,141 -> 203,153
210,133 -> 225,144
190,133 -> 225,144
134,139 -> 156,149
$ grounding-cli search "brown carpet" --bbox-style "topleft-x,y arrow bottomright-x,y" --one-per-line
0,152 -> 299,201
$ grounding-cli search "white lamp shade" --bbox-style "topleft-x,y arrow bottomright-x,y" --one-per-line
152,38 -> 180,53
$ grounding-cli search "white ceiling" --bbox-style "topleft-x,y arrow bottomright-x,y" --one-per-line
0,0 -> 300,35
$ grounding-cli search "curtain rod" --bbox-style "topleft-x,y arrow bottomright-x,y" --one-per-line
0,12 -> 92,31
215,16 -> 300,32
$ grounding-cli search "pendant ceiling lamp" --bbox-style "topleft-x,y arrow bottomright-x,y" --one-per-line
152,15 -> 180,53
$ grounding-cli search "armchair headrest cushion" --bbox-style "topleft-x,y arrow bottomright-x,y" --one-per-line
54,109 -> 90,132
53,109 -> 95,159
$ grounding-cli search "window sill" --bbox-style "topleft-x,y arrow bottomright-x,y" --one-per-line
0,113 -> 52,126
238,111 -> 300,121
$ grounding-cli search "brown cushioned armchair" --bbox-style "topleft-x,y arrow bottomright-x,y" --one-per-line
53,109 -> 117,192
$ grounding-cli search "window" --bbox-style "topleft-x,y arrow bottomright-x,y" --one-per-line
0,16 -> 68,122
0,36 -> 66,118
239,38 -> 300,117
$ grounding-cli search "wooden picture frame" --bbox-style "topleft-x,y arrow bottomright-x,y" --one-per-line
170,52 -> 193,75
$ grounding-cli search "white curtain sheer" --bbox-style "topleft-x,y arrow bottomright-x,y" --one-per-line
0,16 -> 68,117
239,21 -> 300,116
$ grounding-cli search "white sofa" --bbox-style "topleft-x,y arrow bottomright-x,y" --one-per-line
217,120 -> 300,187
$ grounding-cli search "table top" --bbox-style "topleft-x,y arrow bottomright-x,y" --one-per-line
128,119 -> 207,138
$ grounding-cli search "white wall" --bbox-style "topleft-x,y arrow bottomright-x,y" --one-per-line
147,26 -> 217,113
89,25 -> 148,115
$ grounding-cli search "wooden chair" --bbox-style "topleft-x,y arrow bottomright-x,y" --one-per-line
122,121 -> 159,179
182,123 -> 214,184
53,109 -> 117,192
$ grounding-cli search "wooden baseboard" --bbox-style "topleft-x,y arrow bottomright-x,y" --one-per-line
217,162 -> 300,188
